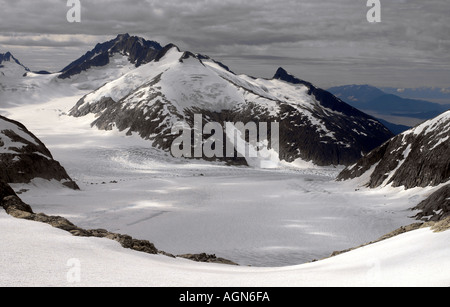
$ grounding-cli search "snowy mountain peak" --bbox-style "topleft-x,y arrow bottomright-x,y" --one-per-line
0,52 -> 30,77
0,52 -> 30,79
154,43 -> 181,62
0,52 -> 15,63
0,51 -> 12,63
196,53 -> 234,73
115,33 -> 131,41
110,33 -> 162,53
58,34 -> 164,79
272,67 -> 312,87
273,67 -> 295,82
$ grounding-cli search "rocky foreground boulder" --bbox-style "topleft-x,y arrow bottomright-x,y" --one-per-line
0,115 -> 79,189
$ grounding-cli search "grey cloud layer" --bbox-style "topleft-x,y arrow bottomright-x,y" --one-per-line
0,0 -> 449,87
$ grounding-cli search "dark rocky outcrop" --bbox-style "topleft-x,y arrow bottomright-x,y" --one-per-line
412,184 -> 450,222
177,253 -> 238,266
0,180 -> 17,200
337,111 -> 450,189
1,195 -> 34,218
0,115 -> 79,189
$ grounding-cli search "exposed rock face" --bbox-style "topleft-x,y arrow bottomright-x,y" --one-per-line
412,184 -> 450,222
337,110 -> 450,189
1,195 -> 34,218
0,115 -> 79,189
58,33 -> 163,80
0,180 -> 17,200
68,38 -> 393,167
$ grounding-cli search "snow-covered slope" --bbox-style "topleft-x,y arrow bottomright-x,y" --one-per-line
69,40 -> 393,167
338,110 -> 450,189
1,210 -> 448,287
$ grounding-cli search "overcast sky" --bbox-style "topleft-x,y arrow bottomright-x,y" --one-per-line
1,0 -> 449,89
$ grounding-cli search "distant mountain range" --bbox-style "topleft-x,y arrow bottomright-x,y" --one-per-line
328,84 -> 450,133
380,87 -> 450,105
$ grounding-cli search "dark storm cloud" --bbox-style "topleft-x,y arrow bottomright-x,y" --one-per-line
0,0 -> 449,87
